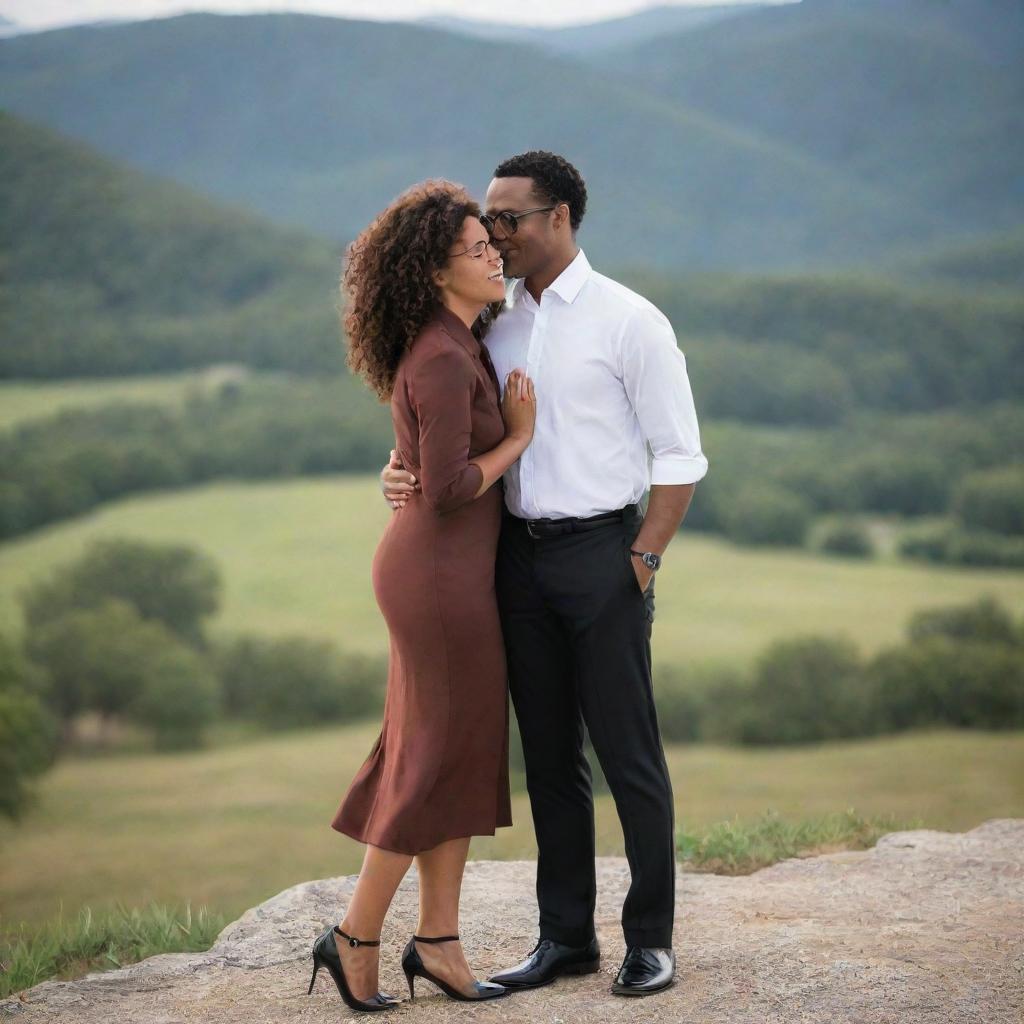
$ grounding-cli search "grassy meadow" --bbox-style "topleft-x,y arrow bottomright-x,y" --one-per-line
1,723 -> 1020,941
0,475 -> 1022,668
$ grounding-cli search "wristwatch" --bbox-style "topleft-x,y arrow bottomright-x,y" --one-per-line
630,549 -> 662,572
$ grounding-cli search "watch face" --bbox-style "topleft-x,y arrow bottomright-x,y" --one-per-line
642,552 -> 661,571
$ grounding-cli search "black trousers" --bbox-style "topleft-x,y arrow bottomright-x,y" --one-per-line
495,505 -> 676,949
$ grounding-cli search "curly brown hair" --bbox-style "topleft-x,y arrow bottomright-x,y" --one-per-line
341,179 -> 490,401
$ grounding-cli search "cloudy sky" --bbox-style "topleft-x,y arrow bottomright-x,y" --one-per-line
1,0 -> 782,31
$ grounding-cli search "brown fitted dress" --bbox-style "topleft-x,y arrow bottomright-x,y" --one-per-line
331,304 -> 513,854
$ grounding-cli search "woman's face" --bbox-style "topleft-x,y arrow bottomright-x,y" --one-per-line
437,216 -> 506,307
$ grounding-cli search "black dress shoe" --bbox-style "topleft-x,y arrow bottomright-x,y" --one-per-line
487,937 -> 600,989
611,946 -> 675,996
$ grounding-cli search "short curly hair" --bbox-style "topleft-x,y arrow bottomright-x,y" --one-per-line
341,180 -> 480,400
493,150 -> 588,232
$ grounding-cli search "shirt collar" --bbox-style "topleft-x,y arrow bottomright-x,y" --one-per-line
432,302 -> 480,356
510,248 -> 591,308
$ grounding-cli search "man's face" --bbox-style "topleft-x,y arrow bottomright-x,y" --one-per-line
483,175 -> 557,281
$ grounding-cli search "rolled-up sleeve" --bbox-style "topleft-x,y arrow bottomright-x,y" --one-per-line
409,345 -> 485,513
621,308 -> 709,486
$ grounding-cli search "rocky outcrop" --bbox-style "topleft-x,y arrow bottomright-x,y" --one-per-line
3,820 -> 1022,1023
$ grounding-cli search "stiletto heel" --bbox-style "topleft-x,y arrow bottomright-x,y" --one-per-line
307,924 -> 398,1012
399,934 -> 508,1002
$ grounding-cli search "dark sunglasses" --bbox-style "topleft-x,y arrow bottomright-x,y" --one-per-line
479,206 -> 556,236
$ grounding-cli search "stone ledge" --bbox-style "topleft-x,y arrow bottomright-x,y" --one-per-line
3,819 -> 1022,1023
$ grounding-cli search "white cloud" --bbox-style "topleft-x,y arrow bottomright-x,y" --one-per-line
0,0 -> 789,32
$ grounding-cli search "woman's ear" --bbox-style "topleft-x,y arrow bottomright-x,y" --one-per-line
432,267 -> 448,289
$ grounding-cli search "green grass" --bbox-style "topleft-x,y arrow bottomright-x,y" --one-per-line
0,476 -> 1021,667
0,902 -> 227,1000
677,808 -> 917,875
0,368 -> 270,429
1,722 -> 1020,949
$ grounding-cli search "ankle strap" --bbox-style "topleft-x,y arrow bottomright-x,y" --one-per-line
413,933 -> 460,943
334,924 -> 380,948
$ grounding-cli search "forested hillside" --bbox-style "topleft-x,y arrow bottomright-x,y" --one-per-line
0,112 -> 344,376
0,11 -> 945,271
601,0 -> 1024,235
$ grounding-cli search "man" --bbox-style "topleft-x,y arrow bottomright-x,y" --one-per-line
381,150 -> 708,996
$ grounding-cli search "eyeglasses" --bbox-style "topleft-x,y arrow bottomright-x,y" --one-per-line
449,238 -> 502,259
479,206 -> 556,236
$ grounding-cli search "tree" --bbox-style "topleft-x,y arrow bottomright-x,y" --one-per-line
19,538 -> 221,646
127,644 -> 222,750
24,599 -> 217,745
0,634 -> 58,820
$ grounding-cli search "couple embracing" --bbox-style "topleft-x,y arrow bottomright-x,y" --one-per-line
309,150 -> 708,1011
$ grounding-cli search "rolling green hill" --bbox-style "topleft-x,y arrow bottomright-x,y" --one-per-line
0,11 -> 945,272
1,475 -> 1022,665
602,0 -> 1024,235
0,111 -> 345,376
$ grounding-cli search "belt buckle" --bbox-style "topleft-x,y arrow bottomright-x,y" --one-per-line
526,520 -> 542,539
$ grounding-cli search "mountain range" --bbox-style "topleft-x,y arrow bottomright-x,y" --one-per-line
421,3 -> 776,54
4,103 -> 1021,410
2,0 -> 1019,270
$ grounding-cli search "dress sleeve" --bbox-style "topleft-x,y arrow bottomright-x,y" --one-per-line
409,345 -> 485,514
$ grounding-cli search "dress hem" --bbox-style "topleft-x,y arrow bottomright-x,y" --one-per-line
330,818 -> 514,857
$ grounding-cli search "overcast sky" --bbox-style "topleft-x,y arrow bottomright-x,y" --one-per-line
0,0 -> 788,31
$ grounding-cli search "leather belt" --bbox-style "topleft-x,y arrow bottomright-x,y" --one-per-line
511,504 -> 639,539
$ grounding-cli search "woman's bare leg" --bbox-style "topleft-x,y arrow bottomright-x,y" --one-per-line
413,836 -> 478,996
336,843 -> 412,1001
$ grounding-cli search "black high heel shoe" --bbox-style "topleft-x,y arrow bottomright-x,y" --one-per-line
401,933 -> 508,1002
307,924 -> 399,1012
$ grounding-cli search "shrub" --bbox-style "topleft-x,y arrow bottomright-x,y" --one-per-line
842,453 -> 949,515
816,517 -> 874,558
945,529 -> 1024,569
213,635 -> 385,728
654,663 -> 750,744
739,636 -> 871,745
907,596 -> 1021,647
953,466 -> 1024,536
902,526 -> 1024,568
897,523 -> 952,563
866,638 -> 1024,732
721,484 -> 811,547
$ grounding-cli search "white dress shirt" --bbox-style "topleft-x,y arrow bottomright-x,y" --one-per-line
484,249 -> 709,520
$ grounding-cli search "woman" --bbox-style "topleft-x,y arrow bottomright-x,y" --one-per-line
307,181 -> 536,1013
